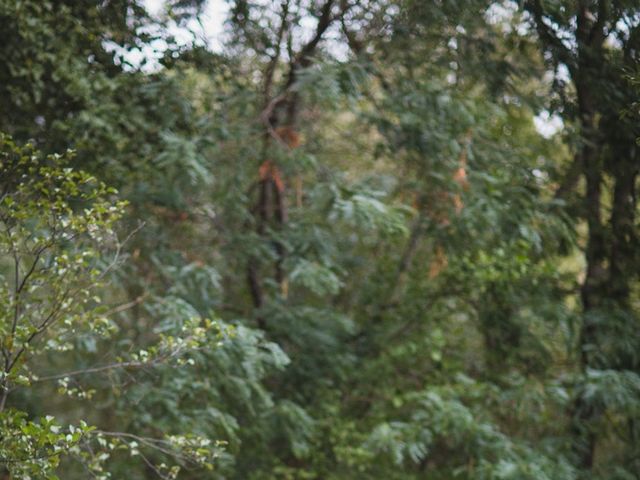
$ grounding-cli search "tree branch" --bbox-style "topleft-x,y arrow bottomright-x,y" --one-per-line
525,0 -> 577,78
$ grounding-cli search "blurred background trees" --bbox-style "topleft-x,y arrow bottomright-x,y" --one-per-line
0,0 -> 638,478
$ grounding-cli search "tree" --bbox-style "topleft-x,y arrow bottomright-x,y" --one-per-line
1,0 -> 639,478
524,0 -> 640,473
0,135 -> 222,478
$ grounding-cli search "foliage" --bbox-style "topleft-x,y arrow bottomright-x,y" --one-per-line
0,0 -> 638,479
0,136 -> 225,478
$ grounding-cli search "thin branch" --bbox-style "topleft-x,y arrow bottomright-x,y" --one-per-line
525,0 -> 577,78
34,360 -> 149,382
291,0 -> 337,71
259,92 -> 291,147
101,294 -> 147,317
387,212 -> 426,305
94,431 -> 194,464
284,0 -> 342,125
34,329 -> 207,383
263,0 -> 291,102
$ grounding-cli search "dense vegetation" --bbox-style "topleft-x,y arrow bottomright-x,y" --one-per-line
0,0 -> 638,478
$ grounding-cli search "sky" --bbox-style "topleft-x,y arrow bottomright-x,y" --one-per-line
135,0 -> 562,137
143,0 -> 228,50
115,0 -> 228,70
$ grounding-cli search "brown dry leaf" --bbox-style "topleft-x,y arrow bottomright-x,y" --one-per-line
275,126 -> 301,148
429,245 -> 448,279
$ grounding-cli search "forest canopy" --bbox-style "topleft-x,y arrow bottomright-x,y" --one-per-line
0,0 -> 639,478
